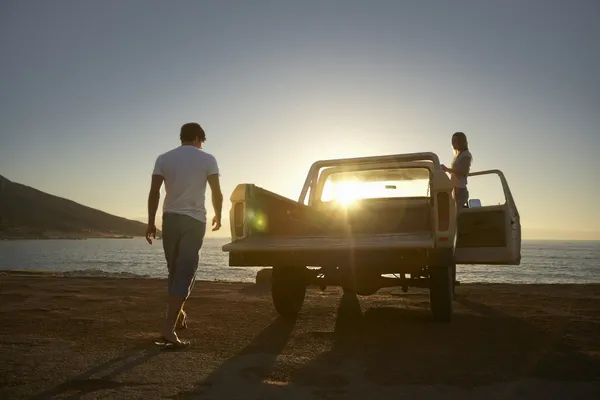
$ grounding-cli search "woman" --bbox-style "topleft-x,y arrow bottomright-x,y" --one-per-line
442,131 -> 472,209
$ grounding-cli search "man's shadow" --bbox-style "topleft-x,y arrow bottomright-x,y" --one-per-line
170,292 -> 367,399
30,344 -> 161,400
172,315 -> 297,399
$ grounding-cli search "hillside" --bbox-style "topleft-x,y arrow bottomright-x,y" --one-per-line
0,175 -> 152,239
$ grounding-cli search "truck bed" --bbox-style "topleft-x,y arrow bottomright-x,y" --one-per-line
222,232 -> 434,252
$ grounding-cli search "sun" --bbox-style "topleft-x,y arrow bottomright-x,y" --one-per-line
332,181 -> 360,206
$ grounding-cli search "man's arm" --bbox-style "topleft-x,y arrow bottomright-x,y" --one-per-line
146,155 -> 164,244
207,173 -> 223,231
148,174 -> 164,226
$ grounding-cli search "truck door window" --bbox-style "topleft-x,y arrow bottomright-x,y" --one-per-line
465,173 -> 506,207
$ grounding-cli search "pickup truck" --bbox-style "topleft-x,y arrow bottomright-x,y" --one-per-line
222,152 -> 521,322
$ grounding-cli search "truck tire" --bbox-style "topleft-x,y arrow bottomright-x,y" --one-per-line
272,266 -> 306,318
451,262 -> 457,297
429,265 -> 453,322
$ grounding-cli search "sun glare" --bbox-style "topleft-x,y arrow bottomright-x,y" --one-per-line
321,175 -> 430,206
333,181 -> 360,206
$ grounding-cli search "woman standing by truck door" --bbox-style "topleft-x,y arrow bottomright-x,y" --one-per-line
442,131 -> 472,209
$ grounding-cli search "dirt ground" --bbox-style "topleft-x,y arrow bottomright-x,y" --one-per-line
0,271 -> 599,399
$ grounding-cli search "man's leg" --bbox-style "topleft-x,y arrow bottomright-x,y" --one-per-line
162,217 -> 206,343
161,213 -> 183,331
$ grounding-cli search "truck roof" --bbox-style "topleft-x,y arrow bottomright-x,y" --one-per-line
310,152 -> 441,170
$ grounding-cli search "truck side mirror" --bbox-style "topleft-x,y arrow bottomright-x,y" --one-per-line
468,199 -> 482,208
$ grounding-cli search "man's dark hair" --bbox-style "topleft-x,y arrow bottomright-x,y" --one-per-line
180,122 -> 206,142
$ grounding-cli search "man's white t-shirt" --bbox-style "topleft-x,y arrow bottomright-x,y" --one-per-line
152,145 -> 219,223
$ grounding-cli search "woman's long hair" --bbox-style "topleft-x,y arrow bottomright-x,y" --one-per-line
452,131 -> 469,156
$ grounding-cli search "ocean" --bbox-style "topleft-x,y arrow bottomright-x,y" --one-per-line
0,238 -> 598,284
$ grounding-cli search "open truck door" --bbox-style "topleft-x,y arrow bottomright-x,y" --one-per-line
454,170 -> 521,265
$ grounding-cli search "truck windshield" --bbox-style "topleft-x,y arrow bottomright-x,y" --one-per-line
320,167 -> 430,204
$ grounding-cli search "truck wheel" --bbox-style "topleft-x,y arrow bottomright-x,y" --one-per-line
429,265 -> 453,322
272,266 -> 306,318
451,262 -> 457,297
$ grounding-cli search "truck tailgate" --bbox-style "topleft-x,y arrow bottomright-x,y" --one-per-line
222,232 -> 434,252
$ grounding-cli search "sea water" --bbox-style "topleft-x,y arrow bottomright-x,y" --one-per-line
0,238 -> 598,284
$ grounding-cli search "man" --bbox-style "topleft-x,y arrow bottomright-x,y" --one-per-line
146,122 -> 223,347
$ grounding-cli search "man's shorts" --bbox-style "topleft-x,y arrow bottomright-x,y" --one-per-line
162,212 -> 207,297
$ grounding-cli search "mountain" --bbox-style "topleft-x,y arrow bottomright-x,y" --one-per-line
0,175 -> 152,239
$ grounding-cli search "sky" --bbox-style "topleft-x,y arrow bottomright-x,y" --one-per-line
1,0 -> 599,240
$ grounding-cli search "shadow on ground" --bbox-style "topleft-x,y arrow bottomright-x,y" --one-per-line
294,292 -> 600,387
172,291 -> 600,398
238,283 -> 271,297
30,344 -> 161,399
172,315 -> 297,399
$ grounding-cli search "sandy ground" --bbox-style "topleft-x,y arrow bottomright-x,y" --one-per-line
0,272 -> 599,399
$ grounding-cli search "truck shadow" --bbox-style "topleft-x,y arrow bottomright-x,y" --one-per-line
172,291 -> 600,398
452,296 -> 600,382
287,291 -> 600,391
